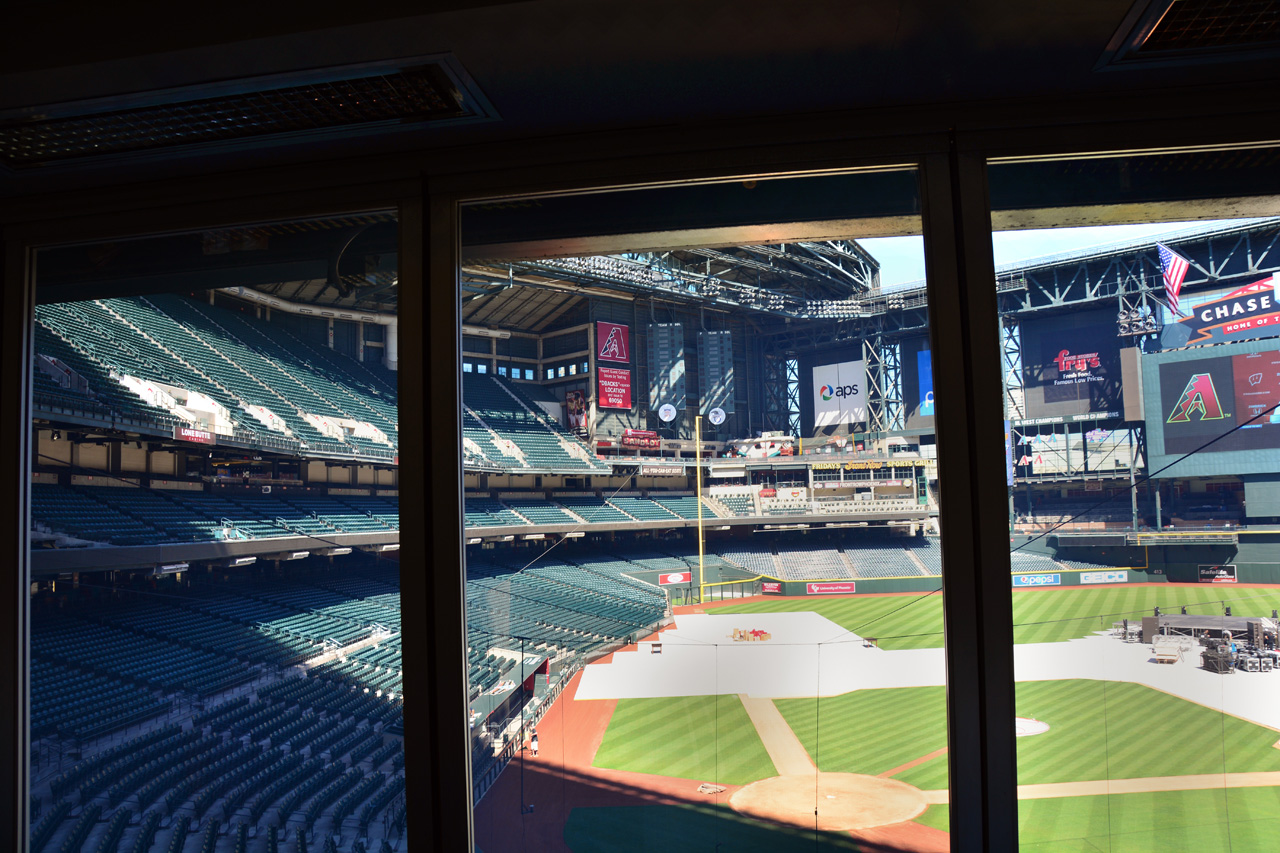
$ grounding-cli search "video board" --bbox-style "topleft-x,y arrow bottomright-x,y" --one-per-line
901,336 -> 935,430
1020,309 -> 1123,422
1144,339 -> 1280,477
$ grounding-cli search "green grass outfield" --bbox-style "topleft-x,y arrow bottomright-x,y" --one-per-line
916,787 -> 1280,852
587,682 -> 1280,850
713,585 -> 1280,650
593,680 -> 1280,791
592,695 -> 778,786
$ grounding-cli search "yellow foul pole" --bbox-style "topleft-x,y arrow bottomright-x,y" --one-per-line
696,415 -> 705,604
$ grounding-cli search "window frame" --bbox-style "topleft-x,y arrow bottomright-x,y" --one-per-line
1,109 -> 1276,852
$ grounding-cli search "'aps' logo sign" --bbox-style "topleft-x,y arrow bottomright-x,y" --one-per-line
819,382 -> 858,401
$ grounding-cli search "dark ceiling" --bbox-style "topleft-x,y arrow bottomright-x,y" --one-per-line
2,0 -> 1279,199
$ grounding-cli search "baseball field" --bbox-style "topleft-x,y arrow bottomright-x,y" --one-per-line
476,584 -> 1280,852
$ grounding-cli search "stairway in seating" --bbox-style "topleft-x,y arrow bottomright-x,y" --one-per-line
905,549 -> 931,576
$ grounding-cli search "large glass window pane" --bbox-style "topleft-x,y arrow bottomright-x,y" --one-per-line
460,170 -> 958,851
990,147 -> 1280,851
27,214 -> 407,851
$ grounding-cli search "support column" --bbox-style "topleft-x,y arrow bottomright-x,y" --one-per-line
384,321 -> 399,371
921,148 -> 1018,853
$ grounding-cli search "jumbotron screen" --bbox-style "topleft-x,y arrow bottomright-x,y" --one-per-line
1144,340 -> 1280,476
1020,308 -> 1123,422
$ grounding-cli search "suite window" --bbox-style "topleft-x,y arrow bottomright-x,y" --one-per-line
23,213 -> 408,852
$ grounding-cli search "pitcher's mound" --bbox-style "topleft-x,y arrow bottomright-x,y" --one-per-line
729,773 -> 927,831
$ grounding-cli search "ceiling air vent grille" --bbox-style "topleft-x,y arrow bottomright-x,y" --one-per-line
1098,0 -> 1280,68
1139,0 -> 1280,52
0,58 -> 493,169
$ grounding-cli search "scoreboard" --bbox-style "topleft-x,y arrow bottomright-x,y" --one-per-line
1144,339 -> 1280,477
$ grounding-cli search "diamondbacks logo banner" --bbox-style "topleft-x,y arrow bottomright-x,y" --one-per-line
597,321 -> 630,363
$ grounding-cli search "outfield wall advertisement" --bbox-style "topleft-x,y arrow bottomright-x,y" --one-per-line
1013,574 -> 1061,587
1020,309 -> 1123,421
806,582 -> 856,595
1199,564 -> 1237,583
1081,571 -> 1128,585
812,360 -> 867,428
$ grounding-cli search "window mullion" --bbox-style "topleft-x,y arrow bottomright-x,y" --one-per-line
921,148 -> 1019,853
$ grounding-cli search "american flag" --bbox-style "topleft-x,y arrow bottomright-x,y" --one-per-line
1157,243 -> 1190,317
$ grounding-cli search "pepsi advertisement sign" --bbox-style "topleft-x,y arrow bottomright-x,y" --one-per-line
1013,574 -> 1061,587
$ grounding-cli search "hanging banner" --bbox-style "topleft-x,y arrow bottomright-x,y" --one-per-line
812,360 -> 867,427
659,571 -> 693,585
598,367 -> 632,409
565,390 -> 586,429
597,322 -> 631,363
1162,277 -> 1280,348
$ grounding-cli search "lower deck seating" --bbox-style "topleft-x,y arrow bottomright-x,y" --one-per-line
715,494 -> 756,516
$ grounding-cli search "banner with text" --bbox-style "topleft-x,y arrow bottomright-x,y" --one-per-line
1162,277 -> 1280,349
1013,574 -> 1061,587
806,582 -> 856,595
1198,564 -> 1237,583
598,367 -> 633,409
1021,309 -> 1123,420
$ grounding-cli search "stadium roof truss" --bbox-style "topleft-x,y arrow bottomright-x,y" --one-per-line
459,240 -> 882,329
994,217 -> 1280,316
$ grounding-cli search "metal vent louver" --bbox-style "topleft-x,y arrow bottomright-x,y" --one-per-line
1139,0 -> 1280,52
0,58 -> 493,169
1098,0 -> 1280,68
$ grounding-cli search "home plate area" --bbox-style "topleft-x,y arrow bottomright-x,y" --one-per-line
730,773 -> 928,832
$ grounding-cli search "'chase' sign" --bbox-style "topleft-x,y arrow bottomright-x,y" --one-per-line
1013,574 -> 1060,587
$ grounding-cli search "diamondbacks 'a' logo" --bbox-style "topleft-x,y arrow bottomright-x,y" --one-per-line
600,326 -> 627,360
1167,373 -> 1228,423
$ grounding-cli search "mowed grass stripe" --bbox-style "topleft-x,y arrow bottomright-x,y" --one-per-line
592,695 -> 778,786
715,594 -> 945,650
916,787 -> 1280,851
775,685 -> 947,776
1015,680 -> 1280,783
715,586 -> 1280,650
776,679 -> 1280,791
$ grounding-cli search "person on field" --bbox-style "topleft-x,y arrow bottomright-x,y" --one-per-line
531,729 -> 539,757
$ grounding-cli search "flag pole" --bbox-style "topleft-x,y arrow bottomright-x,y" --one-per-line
696,414 -> 705,604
